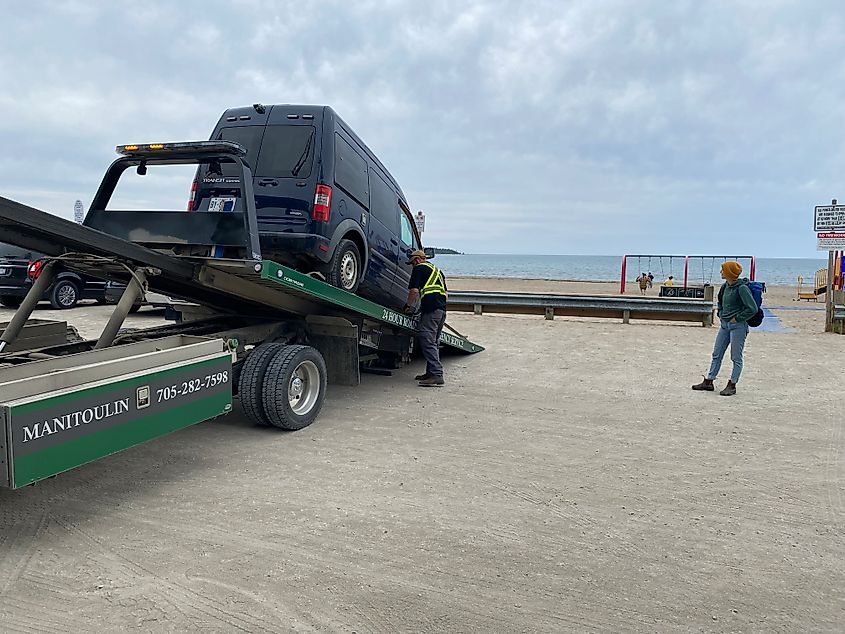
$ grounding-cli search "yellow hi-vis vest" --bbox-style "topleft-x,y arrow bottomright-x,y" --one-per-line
419,262 -> 447,299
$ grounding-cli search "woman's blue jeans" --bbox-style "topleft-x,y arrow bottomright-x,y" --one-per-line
707,319 -> 749,383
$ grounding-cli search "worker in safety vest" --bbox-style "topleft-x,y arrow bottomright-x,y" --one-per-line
404,249 -> 447,387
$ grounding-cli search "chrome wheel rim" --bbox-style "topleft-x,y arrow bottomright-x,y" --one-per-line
340,252 -> 357,289
289,360 -> 320,416
58,284 -> 76,306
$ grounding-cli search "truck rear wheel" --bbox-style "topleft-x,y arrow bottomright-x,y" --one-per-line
261,345 -> 327,430
237,343 -> 287,427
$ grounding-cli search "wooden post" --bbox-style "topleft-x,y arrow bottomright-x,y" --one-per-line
622,309 -> 630,324
833,290 -> 844,334
474,304 -> 483,315
826,249 -> 834,332
544,307 -> 554,320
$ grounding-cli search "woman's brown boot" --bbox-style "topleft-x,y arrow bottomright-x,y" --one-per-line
719,381 -> 737,396
692,377 -> 715,391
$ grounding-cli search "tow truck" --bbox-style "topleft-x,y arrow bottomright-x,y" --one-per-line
0,141 -> 482,489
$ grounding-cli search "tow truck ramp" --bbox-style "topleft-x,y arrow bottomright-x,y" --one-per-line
0,140 -> 481,489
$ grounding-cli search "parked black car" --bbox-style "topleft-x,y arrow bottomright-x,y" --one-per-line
0,243 -> 108,309
191,104 -> 432,309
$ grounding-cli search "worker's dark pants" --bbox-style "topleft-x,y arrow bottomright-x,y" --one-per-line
419,309 -> 446,377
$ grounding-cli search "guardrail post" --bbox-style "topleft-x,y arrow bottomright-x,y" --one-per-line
622,309 -> 630,324
544,307 -> 554,320
703,285 -> 715,326
474,304 -> 483,315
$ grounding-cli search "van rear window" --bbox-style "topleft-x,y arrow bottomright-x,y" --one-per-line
255,126 -> 315,178
211,125 -> 315,179
215,126 -> 264,176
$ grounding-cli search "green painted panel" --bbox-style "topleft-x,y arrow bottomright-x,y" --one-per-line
262,261 -> 484,353
12,391 -> 230,488
11,355 -> 227,415
262,261 -> 418,329
439,330 -> 484,353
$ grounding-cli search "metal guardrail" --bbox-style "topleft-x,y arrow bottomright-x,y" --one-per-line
447,291 -> 715,326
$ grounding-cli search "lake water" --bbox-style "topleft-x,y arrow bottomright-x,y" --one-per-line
435,254 -> 829,286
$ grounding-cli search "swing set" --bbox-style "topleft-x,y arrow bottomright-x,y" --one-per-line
620,254 -> 756,294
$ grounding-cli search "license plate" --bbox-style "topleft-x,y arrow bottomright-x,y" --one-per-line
208,197 -> 237,212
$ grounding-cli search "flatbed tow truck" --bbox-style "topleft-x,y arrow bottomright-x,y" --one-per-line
0,141 -> 482,490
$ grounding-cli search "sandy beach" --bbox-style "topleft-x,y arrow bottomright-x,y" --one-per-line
0,280 -> 842,632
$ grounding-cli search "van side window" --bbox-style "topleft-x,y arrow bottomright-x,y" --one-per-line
368,168 -> 399,235
334,134 -> 369,208
399,213 -> 414,247
255,125 -> 315,178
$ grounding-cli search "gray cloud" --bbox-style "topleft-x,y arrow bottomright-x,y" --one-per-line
1,0 -> 842,256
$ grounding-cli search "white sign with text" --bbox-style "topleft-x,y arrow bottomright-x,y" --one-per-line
817,231 -> 845,251
814,205 -> 845,231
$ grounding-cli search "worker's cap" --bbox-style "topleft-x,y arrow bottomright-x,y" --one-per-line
721,261 -> 743,279
406,249 -> 426,264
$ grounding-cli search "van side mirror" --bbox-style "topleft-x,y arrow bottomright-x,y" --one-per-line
423,247 -> 436,259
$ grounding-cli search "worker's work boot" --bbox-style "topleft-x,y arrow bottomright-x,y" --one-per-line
691,377 -> 715,391
719,381 -> 737,396
415,372 -> 432,381
418,376 -> 445,387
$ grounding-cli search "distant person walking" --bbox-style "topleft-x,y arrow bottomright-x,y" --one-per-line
636,273 -> 649,295
663,275 -> 674,287
692,261 -> 758,396
404,250 -> 448,387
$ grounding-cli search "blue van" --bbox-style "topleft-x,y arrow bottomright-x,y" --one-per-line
191,104 -> 429,309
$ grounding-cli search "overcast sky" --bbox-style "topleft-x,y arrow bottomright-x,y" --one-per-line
1,0 -> 842,257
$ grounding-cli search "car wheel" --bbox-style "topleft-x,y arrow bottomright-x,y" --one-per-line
261,345 -> 327,430
0,295 -> 23,308
50,280 -> 79,309
327,239 -> 362,294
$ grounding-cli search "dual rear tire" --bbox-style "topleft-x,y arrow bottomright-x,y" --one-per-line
237,343 -> 327,430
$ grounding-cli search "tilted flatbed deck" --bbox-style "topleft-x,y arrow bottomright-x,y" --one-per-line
0,141 -> 481,489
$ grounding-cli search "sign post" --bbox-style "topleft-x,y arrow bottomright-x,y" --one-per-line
815,199 -> 845,332
414,211 -> 425,237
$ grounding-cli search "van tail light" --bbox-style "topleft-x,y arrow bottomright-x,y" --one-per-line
27,260 -> 43,280
312,184 -> 332,222
187,178 -> 198,211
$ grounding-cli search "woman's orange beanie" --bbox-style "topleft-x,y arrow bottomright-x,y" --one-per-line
721,261 -> 743,279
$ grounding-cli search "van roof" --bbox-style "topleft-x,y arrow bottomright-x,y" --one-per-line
217,104 -> 407,202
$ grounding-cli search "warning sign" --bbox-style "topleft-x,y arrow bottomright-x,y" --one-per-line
814,205 -> 845,231
817,231 -> 845,251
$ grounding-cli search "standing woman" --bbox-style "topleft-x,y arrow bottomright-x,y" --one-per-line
692,261 -> 758,396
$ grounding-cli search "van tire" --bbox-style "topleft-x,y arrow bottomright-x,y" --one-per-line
327,239 -> 362,294
50,280 -> 79,309
261,345 -> 327,430
0,295 -> 23,308
238,343 -> 287,427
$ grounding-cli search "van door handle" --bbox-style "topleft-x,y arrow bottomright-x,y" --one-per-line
390,238 -> 399,246
258,179 -> 278,187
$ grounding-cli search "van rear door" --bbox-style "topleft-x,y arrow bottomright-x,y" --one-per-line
249,122 -> 318,233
